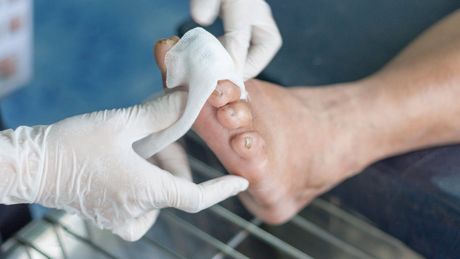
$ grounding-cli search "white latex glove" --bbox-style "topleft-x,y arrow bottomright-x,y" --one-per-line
190,0 -> 282,80
0,91 -> 248,241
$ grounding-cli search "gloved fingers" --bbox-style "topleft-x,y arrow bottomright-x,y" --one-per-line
190,0 -> 221,26
243,0 -> 281,79
232,0 -> 280,79
112,210 -> 160,241
243,21 -> 282,79
164,174 -> 249,213
148,142 -> 192,181
219,0 -> 281,79
220,0 -> 251,76
222,30 -> 251,77
129,91 -> 187,142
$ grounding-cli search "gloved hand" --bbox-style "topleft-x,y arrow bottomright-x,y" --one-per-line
190,0 -> 282,80
0,91 -> 248,241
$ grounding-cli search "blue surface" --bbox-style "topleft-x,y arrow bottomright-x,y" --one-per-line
1,0 -> 189,127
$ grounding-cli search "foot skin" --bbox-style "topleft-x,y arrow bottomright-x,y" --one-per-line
154,37 -> 366,224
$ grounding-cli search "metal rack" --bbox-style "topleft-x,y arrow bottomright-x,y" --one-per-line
1,133 -> 423,259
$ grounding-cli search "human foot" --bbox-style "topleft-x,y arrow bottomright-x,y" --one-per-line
153,37 -> 368,224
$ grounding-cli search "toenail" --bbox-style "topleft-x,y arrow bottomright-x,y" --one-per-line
159,36 -> 178,45
213,88 -> 223,97
244,136 -> 252,149
168,35 -> 180,41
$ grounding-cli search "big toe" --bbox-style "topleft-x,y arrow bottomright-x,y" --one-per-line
154,36 -> 180,85
209,80 -> 242,108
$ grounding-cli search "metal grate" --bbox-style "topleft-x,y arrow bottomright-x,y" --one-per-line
1,132 -> 424,259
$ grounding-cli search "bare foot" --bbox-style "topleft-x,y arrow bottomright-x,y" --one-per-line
153,37 -> 366,224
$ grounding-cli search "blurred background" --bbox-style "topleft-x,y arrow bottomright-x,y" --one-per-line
1,0 -> 188,127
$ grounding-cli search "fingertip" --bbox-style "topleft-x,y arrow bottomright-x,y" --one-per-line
217,176 -> 249,200
185,175 -> 249,212
190,0 -> 219,26
191,12 -> 216,26
235,176 -> 250,192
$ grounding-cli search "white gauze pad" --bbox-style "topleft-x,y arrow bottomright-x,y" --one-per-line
134,27 -> 247,159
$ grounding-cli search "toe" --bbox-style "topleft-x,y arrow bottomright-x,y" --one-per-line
217,101 -> 252,129
209,80 -> 242,108
154,36 -> 180,87
231,131 -> 266,161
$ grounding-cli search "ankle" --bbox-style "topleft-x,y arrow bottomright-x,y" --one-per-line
292,81 -> 384,178
331,79 -> 400,174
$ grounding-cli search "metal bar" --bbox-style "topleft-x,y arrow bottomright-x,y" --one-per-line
1,240 -> 25,258
43,216 -> 118,259
226,218 -> 262,249
192,156 -> 371,258
142,235 -> 186,259
210,205 -> 312,259
187,137 -> 312,258
14,236 -> 52,259
311,199 -> 423,258
84,220 -> 95,242
24,245 -> 33,259
189,156 -> 224,178
50,223 -> 69,259
162,211 -> 249,259
291,215 -> 375,259
212,218 -> 262,259
311,199 -> 390,238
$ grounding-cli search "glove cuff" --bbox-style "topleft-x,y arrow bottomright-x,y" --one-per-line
0,125 -> 48,204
